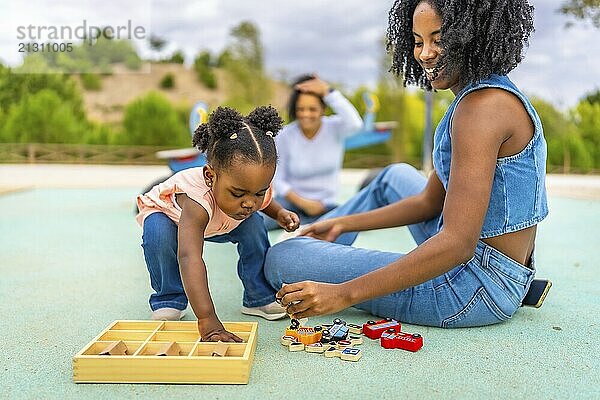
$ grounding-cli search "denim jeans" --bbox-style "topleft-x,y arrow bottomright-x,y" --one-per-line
264,164 -> 536,327
262,195 -> 337,231
142,212 -> 276,311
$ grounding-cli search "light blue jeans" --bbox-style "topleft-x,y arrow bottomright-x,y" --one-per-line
264,164 -> 536,327
142,212 -> 276,311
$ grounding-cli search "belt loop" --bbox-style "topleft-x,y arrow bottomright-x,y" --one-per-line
481,243 -> 492,268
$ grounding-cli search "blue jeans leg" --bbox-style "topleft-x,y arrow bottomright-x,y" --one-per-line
141,212 -> 188,311
207,212 -> 275,308
320,163 -> 441,245
264,238 -> 533,327
262,195 -> 337,231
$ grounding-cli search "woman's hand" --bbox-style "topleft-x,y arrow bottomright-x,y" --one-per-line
276,281 -> 351,319
276,208 -> 300,232
299,198 -> 327,216
197,315 -> 243,343
294,76 -> 330,98
300,218 -> 344,242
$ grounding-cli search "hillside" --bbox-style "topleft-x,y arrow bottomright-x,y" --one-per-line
75,63 -> 290,124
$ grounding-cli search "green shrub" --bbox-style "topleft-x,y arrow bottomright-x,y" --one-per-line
0,89 -> 87,143
81,73 -> 102,91
168,51 -> 185,64
125,53 -> 142,70
194,51 -> 212,68
196,65 -> 217,89
0,65 -> 86,118
122,92 -> 189,146
160,73 -> 175,89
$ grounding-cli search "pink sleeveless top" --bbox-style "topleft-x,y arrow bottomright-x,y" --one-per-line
136,167 -> 273,238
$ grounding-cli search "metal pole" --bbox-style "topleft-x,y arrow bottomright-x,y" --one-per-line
422,91 -> 433,173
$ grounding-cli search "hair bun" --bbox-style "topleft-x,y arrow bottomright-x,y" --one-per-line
192,123 -> 210,152
246,105 -> 283,137
208,106 -> 244,139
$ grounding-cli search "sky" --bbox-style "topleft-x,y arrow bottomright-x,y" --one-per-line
1,0 -> 598,109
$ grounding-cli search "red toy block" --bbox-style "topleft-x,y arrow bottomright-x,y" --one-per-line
362,318 -> 401,339
380,331 -> 423,352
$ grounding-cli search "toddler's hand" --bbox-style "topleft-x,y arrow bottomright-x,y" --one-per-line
277,209 -> 300,232
197,315 -> 243,343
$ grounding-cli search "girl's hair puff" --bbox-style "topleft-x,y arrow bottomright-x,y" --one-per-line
192,105 -> 283,170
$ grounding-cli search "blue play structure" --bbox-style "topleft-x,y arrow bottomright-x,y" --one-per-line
344,92 -> 395,150
154,93 -> 395,175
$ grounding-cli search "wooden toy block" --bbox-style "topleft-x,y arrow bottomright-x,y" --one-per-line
211,341 -> 229,357
305,342 -> 326,354
349,335 -> 363,346
280,335 -> 296,346
73,320 -> 258,384
380,331 -> 423,352
340,348 -> 362,362
156,341 -> 181,356
323,346 -> 362,362
324,346 -> 340,358
362,318 -> 401,339
99,341 -> 128,356
347,324 -> 363,335
288,341 -> 305,352
336,340 -> 353,349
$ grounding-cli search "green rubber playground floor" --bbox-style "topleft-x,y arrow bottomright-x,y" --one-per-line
1,184 -> 598,399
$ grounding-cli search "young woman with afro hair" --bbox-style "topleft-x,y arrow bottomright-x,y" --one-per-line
266,0 -> 549,328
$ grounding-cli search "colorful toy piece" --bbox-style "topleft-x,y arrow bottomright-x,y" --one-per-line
305,342 -> 326,354
329,318 -> 350,341
323,346 -> 363,362
362,318 -> 401,339
281,318 -> 363,361
380,330 -> 423,352
285,319 -> 323,345
340,347 -> 363,362
347,323 -> 363,335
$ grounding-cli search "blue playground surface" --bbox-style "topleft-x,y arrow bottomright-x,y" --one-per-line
1,184 -> 598,399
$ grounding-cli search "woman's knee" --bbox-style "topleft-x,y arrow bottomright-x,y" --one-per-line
384,163 -> 420,180
264,238 -> 309,285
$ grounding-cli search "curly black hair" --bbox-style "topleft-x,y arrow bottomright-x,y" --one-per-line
192,105 -> 283,170
287,74 -> 327,122
387,0 -> 535,90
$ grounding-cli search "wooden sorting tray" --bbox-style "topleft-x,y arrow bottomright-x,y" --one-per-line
73,320 -> 258,384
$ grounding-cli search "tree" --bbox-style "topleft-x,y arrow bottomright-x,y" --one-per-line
221,21 -> 271,112
148,35 -> 168,52
0,89 -> 87,143
229,21 -> 263,70
559,0 -> 600,28
583,88 -> 600,104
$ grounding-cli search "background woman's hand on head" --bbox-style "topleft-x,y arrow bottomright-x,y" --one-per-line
294,76 -> 330,98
